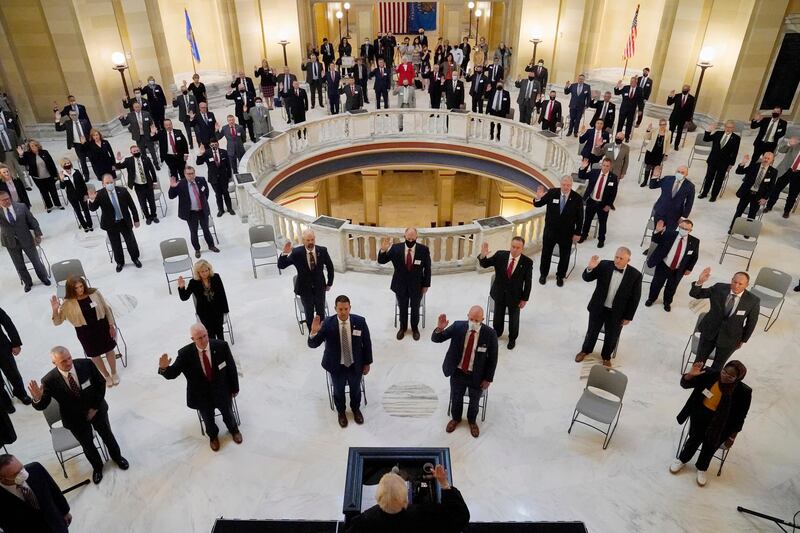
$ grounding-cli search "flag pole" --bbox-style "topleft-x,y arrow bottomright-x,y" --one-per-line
186,7 -> 197,75
623,59 -> 628,78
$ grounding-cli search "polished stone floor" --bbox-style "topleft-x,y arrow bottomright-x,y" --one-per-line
2,86 -> 799,533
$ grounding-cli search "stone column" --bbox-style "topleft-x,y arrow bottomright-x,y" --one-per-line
361,169 -> 381,226
436,169 -> 455,226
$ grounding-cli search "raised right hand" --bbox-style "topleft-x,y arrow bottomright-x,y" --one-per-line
116,151 -> 123,161
535,186 -> 545,200
15,146 -> 23,156
480,241 -> 489,257
169,176 -> 178,188
688,361 -> 704,377
310,315 -> 322,335
177,276 -> 185,289
580,157 -> 589,169
587,255 -> 600,270
697,266 -> 711,285
742,154 -> 750,165
668,89 -> 675,97
282,241 -> 292,254
158,353 -> 171,369
380,237 -> 391,251
437,313 -> 448,330
27,380 -> 43,403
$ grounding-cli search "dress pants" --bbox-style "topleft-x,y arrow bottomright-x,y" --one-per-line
330,363 -> 362,414
540,233 -> 572,279
375,89 -> 389,109
471,95 -> 485,113
395,288 -> 422,331
33,178 -> 62,210
582,198 -> 609,242
489,120 -> 503,140
300,291 -> 327,330
678,406 -> 718,471
106,220 -> 139,266
209,180 -> 233,214
0,348 -> 25,402
202,318 -> 224,341
581,308 -> 621,361
696,334 -> 736,370
7,245 -> 48,287
701,163 -> 729,200
74,144 -> 91,181
566,107 -> 583,136
136,138 -> 159,169
430,93 -> 442,109
309,80 -> 323,107
186,210 -> 214,251
197,398 -> 238,439
752,141 -> 777,163
449,370 -> 481,423
150,106 -> 165,132
491,292 -> 520,341
767,169 -> 800,215
133,183 -> 156,221
181,120 -> 195,149
518,100 -> 534,124
68,196 -> 92,229
540,119 -> 557,133
729,191 -> 762,231
70,409 -> 122,471
359,81 -> 369,103
616,106 -> 636,141
648,262 -> 684,305
328,94 -> 340,115
669,120 -> 687,149
164,154 -> 186,180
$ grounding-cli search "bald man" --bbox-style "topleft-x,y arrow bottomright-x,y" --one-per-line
699,121 -> 740,202
279,229 -> 335,331
432,307 -> 497,438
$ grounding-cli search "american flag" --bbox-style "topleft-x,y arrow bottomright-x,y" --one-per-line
623,5 -> 639,60
380,2 -> 408,34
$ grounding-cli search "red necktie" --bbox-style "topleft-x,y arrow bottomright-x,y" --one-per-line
461,330 -> 476,372
630,89 -> 634,100
231,127 -> 237,138
682,95 -> 686,107
547,102 -> 553,120
169,131 -> 176,153
67,373 -> 81,396
792,153 -> 800,171
213,149 -> 220,166
406,249 -> 413,271
506,257 -> 515,279
191,181 -> 203,209
669,237 -> 684,270
594,174 -> 606,201
201,349 -> 213,380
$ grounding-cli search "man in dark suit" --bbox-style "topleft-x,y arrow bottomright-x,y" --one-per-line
645,219 -> 699,311
217,115 -> 246,174
114,145 -> 159,225
59,95 -> 91,129
196,141 -> 234,217
533,176 -> 583,286
428,69 -> 446,109
301,54 -> 325,109
369,58 -> 392,109
467,65 -> 490,113
188,101 -> 218,149
444,73 -> 465,110
529,59 -> 548,89
589,91 -> 616,131
168,166 -> 219,258
689,268 -> 760,369
486,57 -> 504,92
515,71 -> 540,123
352,57 -> 370,104
563,75 -> 591,137
0,308 -> 31,410
230,71 -> 257,99
225,84 -> 256,142
0,454 -> 71,533
122,88 -> 150,113
699,121 -> 740,201
574,248 -> 642,367
172,84 -> 198,149
29,346 -> 129,484
340,77 -> 364,112
360,38 -> 375,67
649,165 -> 695,231
118,101 -> 160,169
432,307 -> 497,438
537,90 -> 562,132
578,157 -> 618,247
54,110 -> 91,179
158,323 -> 241,451
639,67 -> 654,101
765,136 -> 800,218
486,83 -> 511,140
279,229 -> 335,330
729,152 -> 776,232
308,295 -> 372,428
287,81 -> 309,136
477,238 -> 533,349
321,37 -> 336,68
666,85 -> 695,150
578,120 -> 610,164
88,174 -> 141,272
141,76 -> 167,132
457,37 -> 471,72
0,192 -> 51,290
614,76 -> 643,142
326,65 -> 343,114
0,113 -> 25,187
378,228 -> 431,341
750,108 -> 787,162
157,119 -> 189,180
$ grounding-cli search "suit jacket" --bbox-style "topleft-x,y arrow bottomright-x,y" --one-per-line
141,84 -> 167,110
18,150 -> 58,179
677,371 -> 751,442
775,141 -> 800,176
564,82 -> 591,110
582,260 -> 642,323
360,43 -> 375,62
703,130 -> 740,168
54,116 -> 91,150
0,306 -> 21,351
33,359 -> 108,431
750,117 -> 787,147
528,65 -> 548,89
225,91 -> 255,121
533,188 -> 584,240
444,80 -> 465,109
479,250 -> 533,304
308,314 -> 373,375
196,148 -> 232,186
486,89 -> 511,117
287,89 -> 309,123
60,103 -> 91,128
120,110 -> 155,142
378,242 -> 431,295
168,177 -> 211,220
321,42 -> 336,64
579,168 -> 619,208
278,245 -> 335,296
614,84 -> 643,110
57,168 -> 89,202
172,93 -> 198,123
393,85 -> 416,108
667,93 -> 695,122
277,73 -> 298,96
432,321 -> 498,388
734,162 -> 776,199
0,202 -> 41,249
159,339 -> 239,410
646,229 -> 699,273
579,127 -> 610,158
340,85 -> 365,112
639,76 -> 654,101
353,63 -> 369,85
157,128 -> 189,161
650,175 -> 695,228
369,66 -> 392,91
302,61 -> 325,84
537,99 -> 562,125
88,186 -> 140,230
122,96 -> 150,112
0,462 -> 70,533
602,142 -> 630,178
115,155 -> 157,189
689,282 -> 760,347
244,105 -> 273,137
589,99 -> 616,128
515,77 -> 541,104
0,178 -> 30,207
326,71 -> 342,97
467,72 -> 490,98
218,124 -> 246,159
485,64 -> 504,84
231,76 -> 257,99
189,111 -> 218,146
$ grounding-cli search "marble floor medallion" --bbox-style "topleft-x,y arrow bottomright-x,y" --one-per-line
382,382 -> 439,418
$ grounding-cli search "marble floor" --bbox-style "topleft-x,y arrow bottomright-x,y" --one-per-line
2,88 -> 799,533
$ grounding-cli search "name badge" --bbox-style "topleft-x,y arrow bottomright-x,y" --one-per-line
736,310 -> 746,316
218,361 -> 227,369
701,388 -> 713,399
352,329 -> 362,336
764,178 -> 771,182
414,259 -> 422,265
687,250 -> 694,255
89,302 -> 96,308
552,198 -> 560,204
81,380 -> 91,390
607,182 -> 615,187
477,346 -> 487,352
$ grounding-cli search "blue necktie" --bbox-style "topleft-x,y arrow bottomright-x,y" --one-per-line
110,190 -> 123,221
6,208 -> 14,224
559,194 -> 566,214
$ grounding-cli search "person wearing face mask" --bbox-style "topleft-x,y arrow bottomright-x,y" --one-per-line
244,97 -> 273,138
467,65 -> 489,113
537,90 -> 562,133
432,306 -> 497,438
765,135 -> 800,218
645,219 -> 699,311
225,83 -> 256,143
486,82 -> 511,141
195,141 -> 234,217
87,174 -> 141,272
141,76 -> 167,132
230,70 -> 256,99
118,101 -> 160,170
58,94 -> 92,129
689,268 -> 760,369
602,133 -> 630,180
729,151 -> 776,233
589,90 -> 616,132
114,145 -> 159,225
699,121 -> 740,202
57,157 -> 92,232
574,248 -> 642,367
515,71 -> 541,125
122,87 -> 150,115
666,85 -> 695,150
378,228 -> 431,341
392,79 -> 416,131
671,360 -> 751,487
0,453 -> 72,533
341,77 -> 365,113
524,59 -> 548,90
172,85 -> 198,149
750,107 -> 787,162
444,73 -> 464,111
641,119 -> 670,186
649,164 -> 695,232
54,109 -> 92,180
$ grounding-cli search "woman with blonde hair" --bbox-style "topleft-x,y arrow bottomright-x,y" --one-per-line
177,259 -> 229,340
642,118 -> 671,186
50,276 -> 120,386
0,163 -> 30,208
255,59 -> 276,108
86,128 -> 116,180
15,139 -> 63,212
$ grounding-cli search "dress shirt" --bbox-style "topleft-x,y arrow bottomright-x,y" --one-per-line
459,326 -> 480,372
338,317 -> 352,366
166,130 -> 176,155
663,235 -> 687,268
603,267 -> 625,308
671,177 -> 684,197
58,366 -> 80,387
765,120 -> 777,143
525,79 -> 533,99
72,121 -> 85,143
725,291 -> 742,317
196,345 -> 212,379
188,180 -> 201,211
506,253 -> 520,275
403,244 -> 416,262
492,90 -> 501,111
613,145 -> 620,159
600,101 -> 609,120
592,173 -> 608,201
305,246 -> 317,269
4,182 -> 18,203
136,112 -> 143,130
720,132 -> 730,148
593,129 -> 603,147
4,205 -> 15,222
0,481 -> 30,501
545,101 -> 554,120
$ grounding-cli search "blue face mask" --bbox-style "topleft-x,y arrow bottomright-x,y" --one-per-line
104,183 -> 114,192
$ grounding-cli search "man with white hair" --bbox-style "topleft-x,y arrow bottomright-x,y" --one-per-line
533,175 -> 583,286
29,346 -> 129,484
158,323 -> 241,452
279,229 -> 335,331
699,120 -> 740,202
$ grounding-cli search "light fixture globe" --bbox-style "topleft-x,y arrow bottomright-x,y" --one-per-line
336,10 -> 343,20
111,51 -> 126,67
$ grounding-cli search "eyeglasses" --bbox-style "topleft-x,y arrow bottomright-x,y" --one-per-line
720,368 -> 737,380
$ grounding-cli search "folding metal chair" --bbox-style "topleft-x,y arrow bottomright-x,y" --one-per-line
228,180 -> 238,208
675,419 -> 731,476
641,242 -> 657,285
640,215 -> 655,247
688,132 -> 712,168
197,396 -> 241,436
568,365 -> 628,449
159,238 -> 193,294
325,371 -> 367,411
42,398 -> 108,478
719,218 -> 761,270
681,312 -> 709,374
22,244 -> 51,279
249,224 -> 280,278
393,293 -> 426,328
447,387 -> 488,422
52,259 -> 89,299
748,267 -> 793,331
293,275 -> 330,335
153,182 -> 168,217
197,215 -> 219,245
485,274 -> 509,326
105,236 -> 127,263
552,241 -> 578,278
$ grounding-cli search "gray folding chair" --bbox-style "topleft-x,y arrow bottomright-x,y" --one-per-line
568,365 -> 628,449
197,215 -> 219,245
640,215 -> 655,247
719,218 -> 761,270
191,294 -> 236,345
42,399 -> 108,478
22,244 -> 51,279
249,224 -> 280,278
393,293 -> 427,328
153,181 -> 167,217
160,238 -> 193,294
485,274 -> 509,326
688,132 -> 712,167
676,419 -> 731,476
748,267 -> 792,331
447,387 -> 488,422
52,259 -> 89,299
681,312 -> 709,374
228,180 -> 238,207
641,242 -> 658,285
105,236 -> 127,263
552,241 -> 578,278
196,396 -> 241,436
293,275 -> 330,335
325,371 -> 367,411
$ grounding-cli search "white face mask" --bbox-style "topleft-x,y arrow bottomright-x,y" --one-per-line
256,102 -> 264,107
468,320 -> 481,331
678,228 -> 690,237
14,468 -> 29,486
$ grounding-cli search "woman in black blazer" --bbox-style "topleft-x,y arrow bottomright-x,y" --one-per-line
16,140 -> 63,212
0,163 -> 30,207
58,157 -> 93,232
86,129 -> 116,180
177,259 -> 229,340
670,360 -> 751,487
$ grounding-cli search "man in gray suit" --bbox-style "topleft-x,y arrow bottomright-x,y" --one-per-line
689,267 -> 759,370
217,115 -> 246,175
0,191 -> 51,292
172,85 -> 198,149
602,132 -> 630,180
765,136 -> 800,218
244,97 -> 273,138
119,102 -> 160,169
516,71 -> 541,125
0,116 -> 27,188
392,79 -> 415,131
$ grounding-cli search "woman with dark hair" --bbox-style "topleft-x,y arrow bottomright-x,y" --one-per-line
58,157 -> 93,232
440,53 -> 456,81
50,276 -> 120,387
670,360 -> 752,487
86,129 -> 116,180
177,259 -> 229,341
16,140 -> 63,212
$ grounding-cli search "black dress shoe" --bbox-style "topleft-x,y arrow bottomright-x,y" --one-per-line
153,218 -> 159,223
507,340 -> 515,350
115,264 -> 124,272
396,328 -> 406,340
133,259 -> 142,268
92,470 -> 103,484
597,240 -> 605,248
556,277 -> 564,287
644,299 -> 653,307
337,412 -> 348,428
5,403 -> 15,414
18,395 -> 32,405
794,283 -> 800,292
352,409 -> 364,425
217,211 -> 224,217
23,285 -> 31,293
664,304 -> 672,312
539,276 -> 546,285
697,194 -> 707,199
115,457 -> 129,470
578,236 -> 586,244
195,250 -> 201,258
709,197 -> 716,203
228,208 -> 236,215
42,279 -> 52,286
412,329 -> 420,341
209,246 -> 220,253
